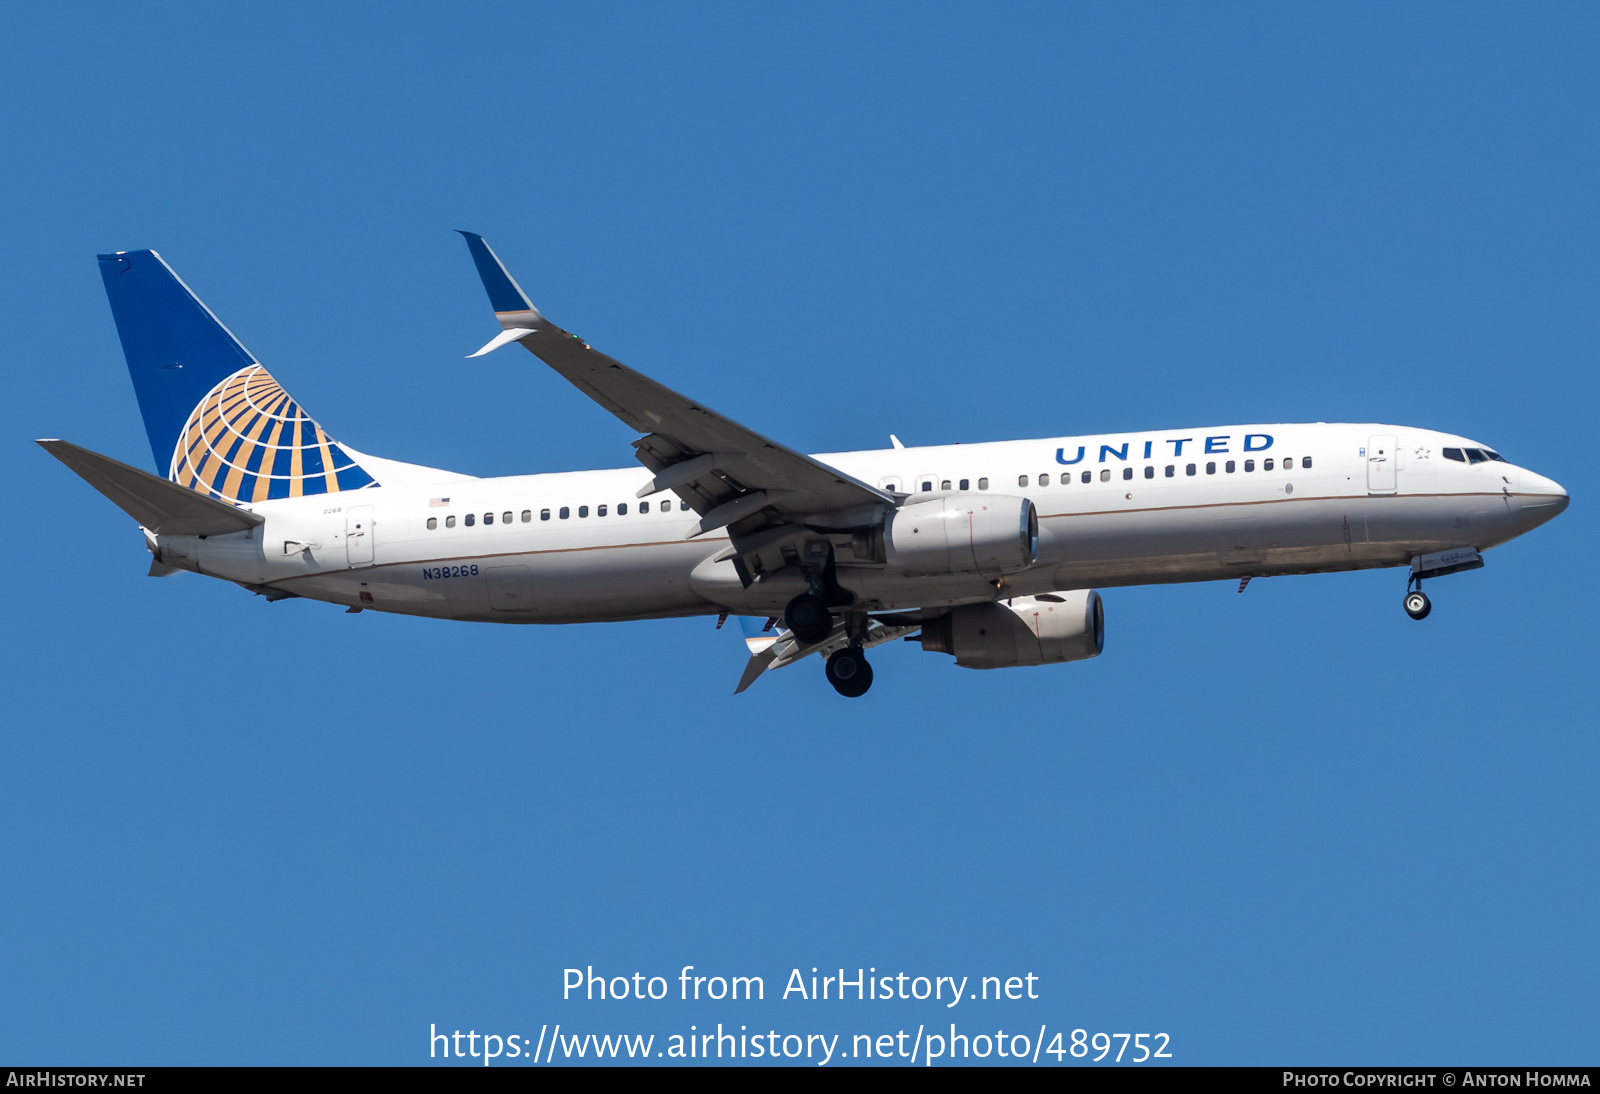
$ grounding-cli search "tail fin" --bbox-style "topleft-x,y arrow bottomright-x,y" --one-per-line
97,250 -> 377,504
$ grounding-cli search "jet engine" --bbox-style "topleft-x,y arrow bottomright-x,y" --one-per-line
883,494 -> 1037,576
918,591 -> 1104,669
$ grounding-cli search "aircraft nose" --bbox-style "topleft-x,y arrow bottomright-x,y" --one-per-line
1520,470 -> 1569,518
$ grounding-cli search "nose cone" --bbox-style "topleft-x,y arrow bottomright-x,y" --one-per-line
1520,470 -> 1569,521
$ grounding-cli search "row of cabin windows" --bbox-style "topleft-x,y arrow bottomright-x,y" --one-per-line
884,458 -> 1310,495
1030,456 -> 1310,484
886,478 -> 990,493
426,452 -> 1325,530
425,498 -> 678,531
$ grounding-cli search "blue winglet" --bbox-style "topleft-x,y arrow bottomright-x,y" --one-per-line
456,231 -> 536,315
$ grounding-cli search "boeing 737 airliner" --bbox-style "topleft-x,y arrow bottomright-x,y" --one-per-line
41,234 -> 1570,696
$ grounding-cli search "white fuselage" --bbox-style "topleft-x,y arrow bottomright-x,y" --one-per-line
154,423 -> 1568,622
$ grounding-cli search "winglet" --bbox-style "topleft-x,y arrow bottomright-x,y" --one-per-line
456,231 -> 542,322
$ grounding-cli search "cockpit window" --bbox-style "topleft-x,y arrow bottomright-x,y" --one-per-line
1443,448 -> 1465,462
1486,450 -> 1506,462
1464,448 -> 1488,464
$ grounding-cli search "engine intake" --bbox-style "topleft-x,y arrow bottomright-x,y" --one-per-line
919,591 -> 1104,669
883,494 -> 1037,576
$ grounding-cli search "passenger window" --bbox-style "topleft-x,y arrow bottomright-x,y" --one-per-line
1264,458 -> 1275,470
1081,471 -> 1091,484
541,509 -> 551,521
1225,460 -> 1236,473
427,516 -> 437,530
1059,473 -> 1071,485
959,479 -> 969,491
1122,467 -> 1133,480
1144,466 -> 1154,479
1464,448 -> 1487,464
446,515 -> 457,528
1244,460 -> 1254,472
465,513 -> 476,526
661,500 -> 672,512
639,501 -> 650,513
1186,463 -> 1196,476
503,511 -> 513,524
483,512 -> 493,524
618,503 -> 628,515
1303,457 -> 1313,468
1099,469 -> 1110,482
1165,465 -> 1174,478
559,507 -> 570,519
521,510 -> 531,522
942,479 -> 952,490
923,480 -> 934,492
1038,474 -> 1049,487
579,506 -> 589,517
1018,475 -> 1028,487
598,504 -> 608,517
977,478 -> 988,490
1443,448 -> 1464,462
1206,462 -> 1216,475
884,483 -> 897,493
1282,457 -> 1294,469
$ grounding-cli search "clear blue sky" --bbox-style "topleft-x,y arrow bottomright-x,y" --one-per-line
2,2 -> 1595,1066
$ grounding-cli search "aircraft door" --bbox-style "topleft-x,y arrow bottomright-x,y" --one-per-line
345,505 -> 375,567
1367,435 -> 1398,496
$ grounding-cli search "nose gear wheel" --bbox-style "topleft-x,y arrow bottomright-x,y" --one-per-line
1403,590 -> 1431,620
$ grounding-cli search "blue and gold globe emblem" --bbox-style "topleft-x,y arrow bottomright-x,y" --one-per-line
170,366 -> 377,504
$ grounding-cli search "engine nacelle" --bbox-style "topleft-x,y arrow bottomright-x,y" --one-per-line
883,494 -> 1037,576
919,591 -> 1104,669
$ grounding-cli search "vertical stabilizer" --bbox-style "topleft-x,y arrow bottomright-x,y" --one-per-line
98,250 -> 377,504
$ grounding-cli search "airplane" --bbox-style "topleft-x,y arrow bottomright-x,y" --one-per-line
40,234 -> 1570,697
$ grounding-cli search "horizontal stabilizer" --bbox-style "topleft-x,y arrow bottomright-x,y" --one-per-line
38,439 -> 265,536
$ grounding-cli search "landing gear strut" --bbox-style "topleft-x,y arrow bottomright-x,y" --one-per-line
825,647 -> 873,698
1403,575 -> 1431,621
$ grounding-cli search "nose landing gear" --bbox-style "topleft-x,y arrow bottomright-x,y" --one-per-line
1403,574 -> 1431,621
825,647 -> 873,698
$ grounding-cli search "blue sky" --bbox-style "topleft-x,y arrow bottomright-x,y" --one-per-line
1,2 -> 1595,1066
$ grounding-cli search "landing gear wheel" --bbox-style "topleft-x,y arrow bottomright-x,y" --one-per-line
1403,590 -> 1431,620
784,593 -> 833,644
825,648 -> 874,698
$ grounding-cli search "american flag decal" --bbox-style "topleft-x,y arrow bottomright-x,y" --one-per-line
429,497 -> 451,507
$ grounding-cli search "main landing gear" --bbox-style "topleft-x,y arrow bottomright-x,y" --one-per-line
825,647 -> 873,698
1403,575 -> 1432,621
784,592 -> 833,644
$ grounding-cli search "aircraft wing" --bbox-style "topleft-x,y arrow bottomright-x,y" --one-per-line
458,232 -> 890,538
